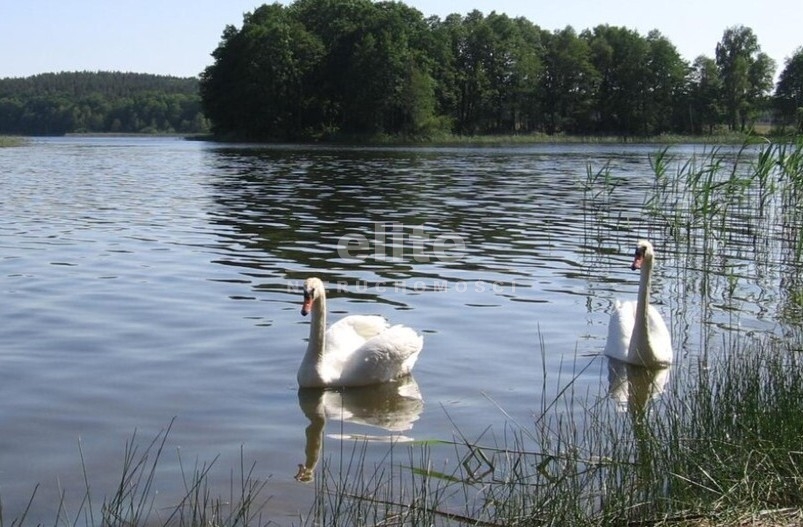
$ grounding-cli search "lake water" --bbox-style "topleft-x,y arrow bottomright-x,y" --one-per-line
0,137 -> 798,523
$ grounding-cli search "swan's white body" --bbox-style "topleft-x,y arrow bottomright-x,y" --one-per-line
604,240 -> 672,368
297,277 -> 424,388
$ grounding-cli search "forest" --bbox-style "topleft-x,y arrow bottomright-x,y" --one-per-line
199,0 -> 803,141
0,71 -> 209,135
2,1 -> 802,140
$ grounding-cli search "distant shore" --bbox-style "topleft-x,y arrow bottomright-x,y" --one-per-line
6,130 -> 801,147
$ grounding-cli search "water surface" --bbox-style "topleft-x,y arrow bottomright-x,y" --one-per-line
0,137 -> 796,522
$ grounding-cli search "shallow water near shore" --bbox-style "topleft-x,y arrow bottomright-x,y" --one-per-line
0,136 -> 798,523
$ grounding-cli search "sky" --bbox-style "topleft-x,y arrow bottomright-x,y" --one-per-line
1,0 -> 800,80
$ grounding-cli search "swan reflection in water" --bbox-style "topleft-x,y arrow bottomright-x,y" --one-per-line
295,375 -> 424,482
607,358 -> 671,416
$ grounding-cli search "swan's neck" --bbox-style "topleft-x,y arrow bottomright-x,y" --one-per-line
629,258 -> 654,362
306,294 -> 327,360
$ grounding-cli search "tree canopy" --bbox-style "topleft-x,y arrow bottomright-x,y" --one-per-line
2,2 -> 800,140
775,47 -> 803,133
200,1 -> 797,141
0,71 -> 209,135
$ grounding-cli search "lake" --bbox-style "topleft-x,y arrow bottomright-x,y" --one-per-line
0,137 -> 798,524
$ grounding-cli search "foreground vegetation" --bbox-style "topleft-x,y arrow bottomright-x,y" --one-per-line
5,336 -> 801,526
304,337 -> 803,526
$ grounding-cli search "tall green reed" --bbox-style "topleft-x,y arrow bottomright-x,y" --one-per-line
303,331 -> 803,526
0,419 -> 271,527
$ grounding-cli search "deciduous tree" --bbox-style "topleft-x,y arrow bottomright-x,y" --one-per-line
715,25 -> 776,131
775,47 -> 803,133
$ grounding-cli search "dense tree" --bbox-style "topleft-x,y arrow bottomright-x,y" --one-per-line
427,13 -> 470,132
540,26 -> 598,134
196,7 -> 787,140
582,25 -> 686,136
644,30 -> 689,133
6,3 -> 795,139
448,10 -> 494,134
774,47 -> 803,133
584,25 -> 646,134
715,26 -> 776,131
688,56 -> 724,134
200,4 -> 324,139
484,14 -> 543,133
201,0 -> 442,139
0,72 -> 208,135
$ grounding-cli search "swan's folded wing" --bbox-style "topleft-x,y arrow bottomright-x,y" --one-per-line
340,325 -> 424,385
646,305 -> 672,342
329,315 -> 390,340
603,300 -> 635,361
646,305 -> 673,363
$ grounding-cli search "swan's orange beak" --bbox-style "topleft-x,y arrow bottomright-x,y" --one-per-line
631,253 -> 644,271
301,296 -> 313,316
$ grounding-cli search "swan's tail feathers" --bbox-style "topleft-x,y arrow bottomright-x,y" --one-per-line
360,325 -> 424,378
391,325 -> 424,372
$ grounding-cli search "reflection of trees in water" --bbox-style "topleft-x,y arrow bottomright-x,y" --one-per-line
203,145 -> 803,349
203,146 -> 622,289
206,148 -> 444,294
295,376 -> 423,482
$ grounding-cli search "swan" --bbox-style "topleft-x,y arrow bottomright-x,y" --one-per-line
297,277 -> 424,388
604,240 -> 672,367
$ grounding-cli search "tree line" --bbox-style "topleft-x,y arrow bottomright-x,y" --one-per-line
0,72 -> 209,135
200,0 -> 803,140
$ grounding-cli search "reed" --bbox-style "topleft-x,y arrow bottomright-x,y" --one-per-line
301,332 -> 803,526
0,419 -> 271,527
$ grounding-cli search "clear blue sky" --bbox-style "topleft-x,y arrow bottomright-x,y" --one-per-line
2,0 -> 800,80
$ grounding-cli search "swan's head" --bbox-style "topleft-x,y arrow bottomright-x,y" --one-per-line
301,277 -> 325,316
630,240 -> 655,271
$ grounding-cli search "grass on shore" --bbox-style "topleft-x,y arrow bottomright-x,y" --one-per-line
302,335 -> 803,527
0,136 -> 25,147
7,335 -> 801,527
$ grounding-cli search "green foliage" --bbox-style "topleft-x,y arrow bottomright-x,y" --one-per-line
200,2 -> 793,141
541,26 -> 598,134
715,25 -> 777,132
6,5 -> 791,140
775,47 -> 803,133
0,72 -> 209,135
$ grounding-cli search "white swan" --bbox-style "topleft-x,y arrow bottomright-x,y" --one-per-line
297,277 -> 424,388
604,240 -> 672,367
